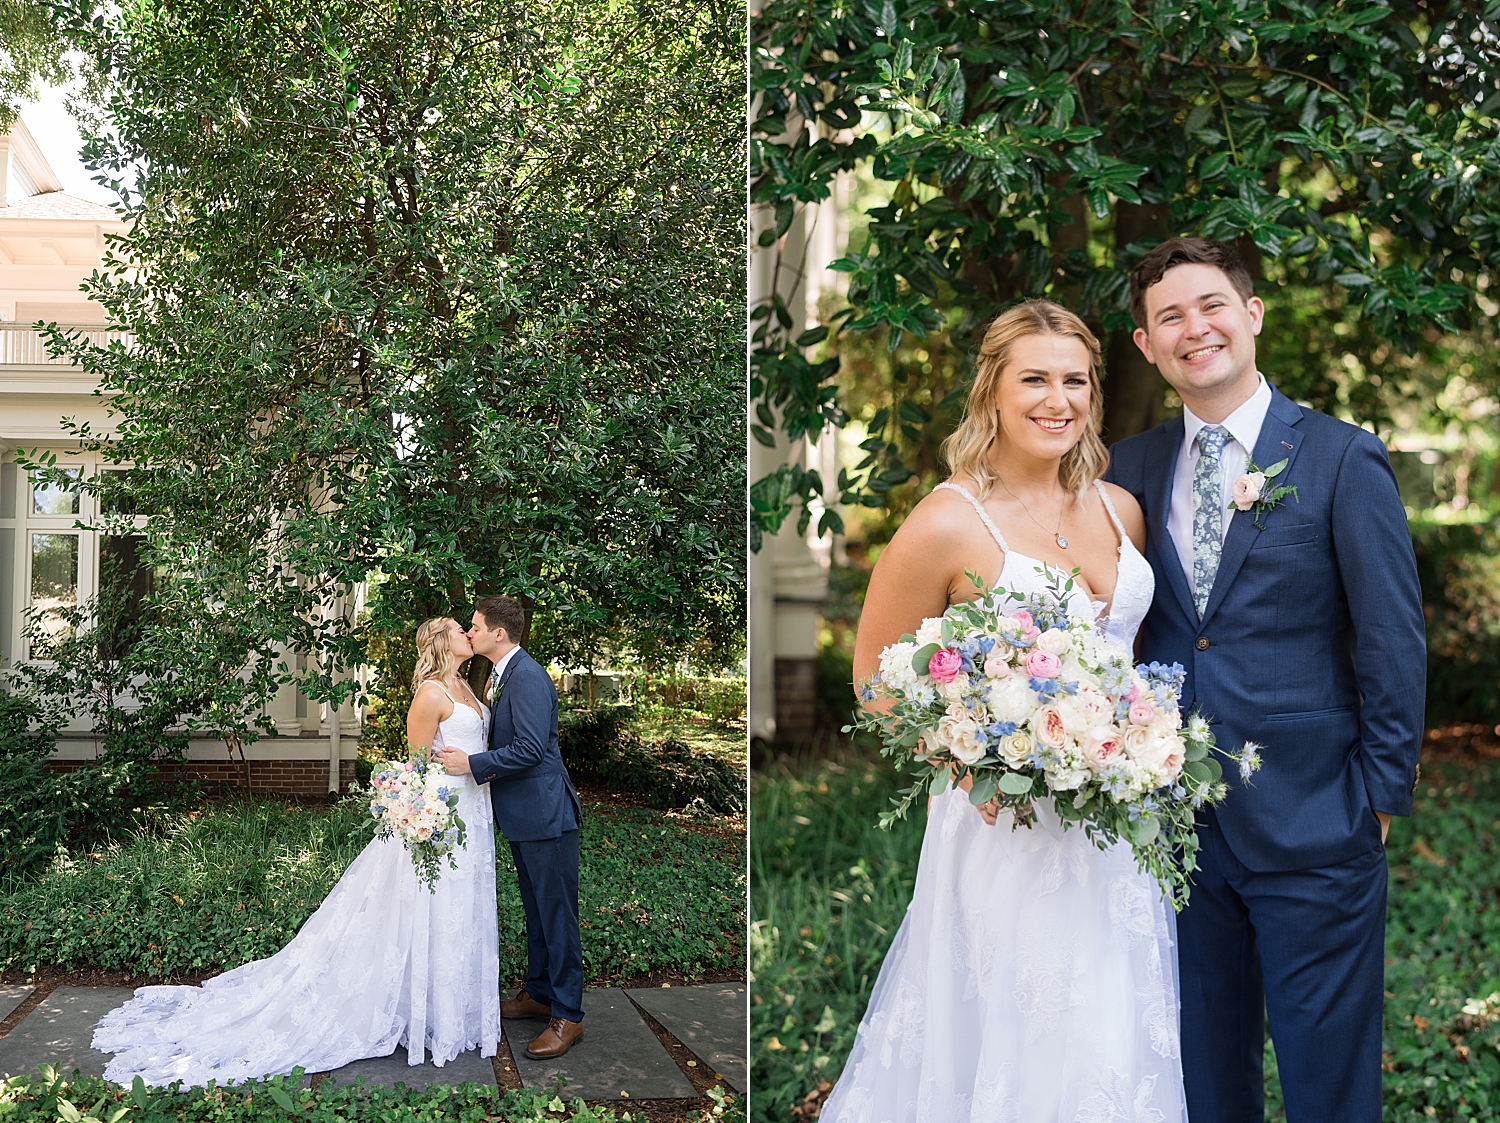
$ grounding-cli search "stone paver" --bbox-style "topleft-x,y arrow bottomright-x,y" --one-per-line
0,987 -> 135,1081
504,987 -> 694,1100
0,987 -> 34,1025
321,1044 -> 497,1089
626,982 -> 747,1092
0,983 -> 741,1098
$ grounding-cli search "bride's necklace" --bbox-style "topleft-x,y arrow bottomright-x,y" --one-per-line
997,475 -> 1070,549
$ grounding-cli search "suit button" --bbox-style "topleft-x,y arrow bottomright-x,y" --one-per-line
1195,637 -> 1210,651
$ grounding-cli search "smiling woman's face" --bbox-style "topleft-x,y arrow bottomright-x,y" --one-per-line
992,333 -> 1093,462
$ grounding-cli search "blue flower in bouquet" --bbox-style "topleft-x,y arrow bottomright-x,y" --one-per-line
1030,677 -> 1061,698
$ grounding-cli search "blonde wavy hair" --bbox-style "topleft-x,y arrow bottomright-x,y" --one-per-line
941,299 -> 1109,498
411,616 -> 461,694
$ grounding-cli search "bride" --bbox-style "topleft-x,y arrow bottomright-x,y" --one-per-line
94,616 -> 502,1087
821,299 -> 1186,1122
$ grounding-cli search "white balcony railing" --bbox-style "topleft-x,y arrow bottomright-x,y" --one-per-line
0,323 -> 132,365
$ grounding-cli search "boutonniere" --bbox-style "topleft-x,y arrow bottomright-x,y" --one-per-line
1230,457 -> 1298,528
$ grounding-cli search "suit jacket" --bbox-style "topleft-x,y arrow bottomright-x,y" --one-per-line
1104,384 -> 1425,872
467,648 -> 582,842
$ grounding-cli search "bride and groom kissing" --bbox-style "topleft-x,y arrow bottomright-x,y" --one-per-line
823,237 -> 1425,1122
94,594 -> 587,1084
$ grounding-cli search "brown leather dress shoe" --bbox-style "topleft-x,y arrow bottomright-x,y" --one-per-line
500,989 -> 553,1019
525,1016 -> 584,1058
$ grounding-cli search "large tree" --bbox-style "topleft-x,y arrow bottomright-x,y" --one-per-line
750,0 -> 1500,543
37,0 -> 743,726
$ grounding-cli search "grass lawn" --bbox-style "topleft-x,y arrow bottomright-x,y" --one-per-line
751,733 -> 1500,1123
0,793 -> 745,986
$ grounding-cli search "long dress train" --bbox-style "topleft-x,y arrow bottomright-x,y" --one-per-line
93,689 -> 501,1087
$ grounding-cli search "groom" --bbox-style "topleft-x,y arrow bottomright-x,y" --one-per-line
436,593 -> 586,1059
1104,237 -> 1425,1122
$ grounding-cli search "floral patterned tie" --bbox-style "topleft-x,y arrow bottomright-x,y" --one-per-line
1192,426 -> 1231,619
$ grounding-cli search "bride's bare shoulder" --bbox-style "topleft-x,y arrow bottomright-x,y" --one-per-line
883,481 -> 991,556
1097,480 -> 1146,550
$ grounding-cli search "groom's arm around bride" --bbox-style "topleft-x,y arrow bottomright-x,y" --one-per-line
1104,237 -> 1425,1123
436,594 -> 586,1059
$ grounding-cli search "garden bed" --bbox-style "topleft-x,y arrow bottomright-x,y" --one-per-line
751,733 -> 1500,1123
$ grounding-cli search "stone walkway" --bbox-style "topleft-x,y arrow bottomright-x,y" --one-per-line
0,982 -> 746,1099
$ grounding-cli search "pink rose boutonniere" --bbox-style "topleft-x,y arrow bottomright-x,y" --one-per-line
1230,456 -> 1297,528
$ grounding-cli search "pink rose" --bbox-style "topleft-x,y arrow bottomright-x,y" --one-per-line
1012,610 -> 1033,629
1035,705 -> 1067,748
927,648 -> 964,682
982,650 -> 1012,678
1232,471 -> 1266,512
1127,681 -> 1140,702
1129,701 -> 1156,726
1025,649 -> 1061,679
1079,727 -> 1122,771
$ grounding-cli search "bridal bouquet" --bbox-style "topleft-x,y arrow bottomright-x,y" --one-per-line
368,746 -> 468,891
851,568 -> 1260,909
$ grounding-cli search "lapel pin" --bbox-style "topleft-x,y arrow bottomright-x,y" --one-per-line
1281,441 -> 1294,450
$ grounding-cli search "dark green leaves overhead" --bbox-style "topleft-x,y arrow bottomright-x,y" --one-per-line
751,0 -> 1500,543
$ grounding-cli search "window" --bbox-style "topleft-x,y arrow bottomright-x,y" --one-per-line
0,454 -> 105,662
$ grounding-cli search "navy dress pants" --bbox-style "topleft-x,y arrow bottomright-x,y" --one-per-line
1179,810 -> 1388,1123
510,830 -> 585,1024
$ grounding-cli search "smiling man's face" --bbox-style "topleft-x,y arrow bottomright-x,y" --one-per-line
1133,261 -> 1264,416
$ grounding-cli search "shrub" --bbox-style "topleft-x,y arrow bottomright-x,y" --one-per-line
560,707 -> 745,815
1412,517 -> 1500,728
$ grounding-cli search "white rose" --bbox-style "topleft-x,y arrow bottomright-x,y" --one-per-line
937,674 -> 969,702
987,674 -> 1037,726
997,729 -> 1035,768
934,707 -> 985,765
1037,628 -> 1072,656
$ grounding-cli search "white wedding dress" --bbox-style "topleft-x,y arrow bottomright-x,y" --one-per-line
94,686 -> 502,1087
821,480 -> 1187,1123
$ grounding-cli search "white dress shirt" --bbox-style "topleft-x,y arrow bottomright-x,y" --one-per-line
1168,374 -> 1273,585
487,644 -> 521,698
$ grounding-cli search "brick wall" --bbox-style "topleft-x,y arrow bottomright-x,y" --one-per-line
774,656 -> 818,748
46,758 -> 357,796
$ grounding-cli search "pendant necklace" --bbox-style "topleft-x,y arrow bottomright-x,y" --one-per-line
997,475 -> 1069,549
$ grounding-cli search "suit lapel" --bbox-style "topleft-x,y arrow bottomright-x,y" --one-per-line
1200,388 -> 1305,625
488,649 -> 526,743
1147,417 -> 1197,623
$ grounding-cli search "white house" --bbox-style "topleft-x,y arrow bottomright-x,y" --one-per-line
0,117 -> 358,794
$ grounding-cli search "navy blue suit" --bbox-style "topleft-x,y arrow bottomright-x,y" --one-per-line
467,648 -> 585,1023
1105,385 -> 1424,1122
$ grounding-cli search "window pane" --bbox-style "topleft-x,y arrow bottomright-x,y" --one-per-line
31,532 -> 79,643
100,534 -> 153,657
100,468 -> 140,516
0,527 -> 13,661
32,468 -> 81,516
0,462 -> 15,519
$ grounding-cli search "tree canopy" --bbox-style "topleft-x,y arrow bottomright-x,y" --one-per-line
750,0 -> 1500,544
33,0 -> 743,731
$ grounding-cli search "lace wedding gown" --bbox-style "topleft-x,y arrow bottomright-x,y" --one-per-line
821,480 -> 1186,1123
94,687 -> 502,1087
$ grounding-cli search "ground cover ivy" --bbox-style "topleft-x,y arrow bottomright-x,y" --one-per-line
0,797 -> 744,984
0,1067 -> 742,1123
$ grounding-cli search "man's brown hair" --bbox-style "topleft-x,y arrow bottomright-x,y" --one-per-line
474,594 -> 526,643
1129,237 -> 1255,329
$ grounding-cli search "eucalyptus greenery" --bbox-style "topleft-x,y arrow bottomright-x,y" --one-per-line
25,0 -> 743,738
750,0 -> 1500,544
